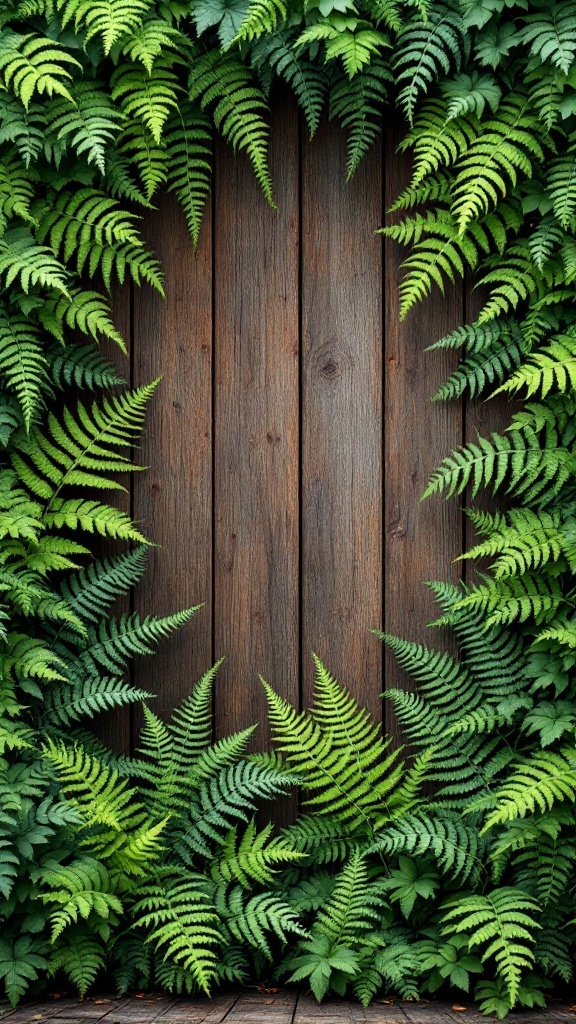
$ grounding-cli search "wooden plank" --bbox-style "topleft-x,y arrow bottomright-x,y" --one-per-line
212,95 -> 300,779
383,117 -> 464,744
132,196 -> 213,725
92,282 -> 131,753
223,991 -> 297,1023
157,996 -> 239,1024
293,995 -> 353,1024
301,118 -> 383,719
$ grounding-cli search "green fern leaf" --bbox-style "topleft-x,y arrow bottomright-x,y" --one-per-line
189,51 -> 273,205
59,544 -> 147,622
0,30 -> 80,108
251,31 -> 328,137
120,17 -> 183,73
48,83 -> 125,174
519,2 -> 576,76
39,290 -> 127,350
49,344 -> 126,392
393,4 -> 467,123
232,0 -> 286,44
546,154 -> 576,228
262,656 -> 405,830
0,227 -> 68,296
39,857 -> 123,941
111,57 -> 181,143
329,60 -> 392,179
12,379 -> 159,501
482,749 -> 576,829
133,874 -> 221,993
44,676 -> 152,726
164,102 -> 212,249
441,888 -> 540,1006
0,309 -> 46,429
48,931 -> 104,997
58,0 -> 153,55
73,607 -> 198,676
451,96 -> 545,232
36,188 -> 163,293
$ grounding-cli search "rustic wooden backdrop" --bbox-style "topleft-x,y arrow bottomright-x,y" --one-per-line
100,98 -> 507,776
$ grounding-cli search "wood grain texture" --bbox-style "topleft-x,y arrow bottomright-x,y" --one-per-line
132,197 -> 213,724
301,119 -> 383,719
92,281 -> 132,753
213,95 -> 300,765
3,994 -> 574,1024
383,118 -> 464,742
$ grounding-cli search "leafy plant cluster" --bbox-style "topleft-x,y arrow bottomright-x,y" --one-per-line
0,0 -> 575,1017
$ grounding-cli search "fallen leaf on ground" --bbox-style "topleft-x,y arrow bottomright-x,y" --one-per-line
452,1007 -> 467,1013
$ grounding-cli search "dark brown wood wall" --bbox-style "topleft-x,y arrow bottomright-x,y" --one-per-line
103,100 -> 503,772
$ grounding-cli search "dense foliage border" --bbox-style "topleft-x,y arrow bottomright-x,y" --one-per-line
0,0 -> 576,1017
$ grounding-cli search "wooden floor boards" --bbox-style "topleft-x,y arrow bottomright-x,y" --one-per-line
1,992 -> 573,1024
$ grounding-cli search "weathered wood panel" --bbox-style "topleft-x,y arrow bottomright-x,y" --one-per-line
132,197 -> 213,722
113,98 -> 475,765
301,120 -> 383,718
213,97 -> 300,760
383,118 -> 463,743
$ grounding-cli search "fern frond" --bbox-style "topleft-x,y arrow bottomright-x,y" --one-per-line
133,875 -> 221,993
482,749 -> 576,829
188,51 -> 273,205
262,657 -> 405,830
216,884 -> 306,957
494,332 -> 576,398
0,227 -> 68,296
329,60 -> 392,179
74,608 -> 198,676
36,188 -> 163,293
48,83 -> 125,173
0,309 -> 46,429
39,290 -> 127,350
164,102 -> 212,249
48,931 -> 104,997
59,548 -> 148,625
0,30 -> 80,108
12,379 -> 159,501
111,57 -> 181,144
39,857 -> 123,941
546,154 -> 576,229
519,2 -> 576,76
211,820 -> 303,886
251,31 -> 328,136
422,425 -> 576,504
451,96 -> 545,233
233,0 -> 287,44
369,811 -> 482,883
398,98 -> 478,186
441,888 -> 540,1005
179,760 -> 295,858
393,4 -> 467,124
49,345 -> 126,392
58,0 -> 152,55
43,676 -> 152,726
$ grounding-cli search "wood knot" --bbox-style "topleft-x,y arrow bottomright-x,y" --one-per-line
320,359 -> 340,380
